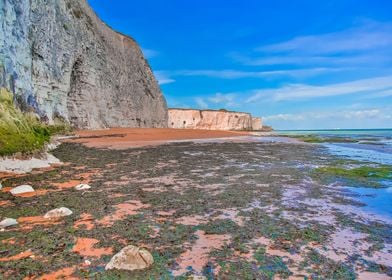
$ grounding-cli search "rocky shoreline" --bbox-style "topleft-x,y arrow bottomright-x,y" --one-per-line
1,135 -> 391,279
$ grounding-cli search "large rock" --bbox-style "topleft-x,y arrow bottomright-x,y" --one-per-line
10,185 -> 35,195
0,0 -> 167,129
44,207 -> 73,219
0,218 -> 18,228
168,109 -> 261,131
105,245 -> 154,271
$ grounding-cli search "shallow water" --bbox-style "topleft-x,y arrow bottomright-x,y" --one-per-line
278,129 -> 392,219
324,143 -> 392,165
345,184 -> 392,219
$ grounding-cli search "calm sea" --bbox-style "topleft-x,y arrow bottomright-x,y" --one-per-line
277,128 -> 392,165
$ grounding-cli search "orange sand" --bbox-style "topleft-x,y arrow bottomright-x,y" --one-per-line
73,213 -> 95,230
52,170 -> 99,190
98,200 -> 150,226
36,266 -> 77,280
0,200 -> 13,207
13,189 -> 49,198
0,250 -> 33,262
1,238 -> 16,245
72,238 -> 113,257
66,128 -> 249,149
18,216 -> 62,230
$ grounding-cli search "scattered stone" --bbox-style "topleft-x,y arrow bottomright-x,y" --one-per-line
0,218 -> 18,228
0,182 -> 2,190
44,207 -> 73,219
75,184 -> 92,191
105,245 -> 154,271
10,185 -> 35,195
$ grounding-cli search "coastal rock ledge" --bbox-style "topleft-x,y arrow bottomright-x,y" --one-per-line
0,0 -> 167,129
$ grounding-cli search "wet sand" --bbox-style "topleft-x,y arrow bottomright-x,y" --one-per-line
67,128 -> 250,149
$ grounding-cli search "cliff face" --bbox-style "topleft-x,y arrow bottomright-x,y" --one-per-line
0,0 -> 168,129
168,109 -> 261,131
252,117 -> 263,131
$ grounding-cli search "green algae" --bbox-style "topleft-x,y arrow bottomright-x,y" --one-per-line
283,134 -> 359,143
315,165 -> 392,180
300,249 -> 356,280
0,87 -> 72,156
1,141 -> 391,279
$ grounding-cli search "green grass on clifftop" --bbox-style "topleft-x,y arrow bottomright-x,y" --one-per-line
0,88 -> 71,156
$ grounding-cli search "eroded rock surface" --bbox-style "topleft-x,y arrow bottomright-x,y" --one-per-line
105,245 -> 154,271
0,0 -> 167,128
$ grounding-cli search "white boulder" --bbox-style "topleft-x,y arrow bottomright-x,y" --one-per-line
10,185 -> 35,195
105,245 -> 154,271
0,218 -> 18,228
44,207 -> 73,219
75,184 -> 92,191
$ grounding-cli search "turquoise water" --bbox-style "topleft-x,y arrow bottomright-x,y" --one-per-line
277,129 -> 392,165
277,129 -> 392,219
277,128 -> 392,137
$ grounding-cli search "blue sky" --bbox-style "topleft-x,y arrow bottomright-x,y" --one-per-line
89,0 -> 392,129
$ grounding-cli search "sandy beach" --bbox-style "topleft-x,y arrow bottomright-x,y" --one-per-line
67,128 -> 251,149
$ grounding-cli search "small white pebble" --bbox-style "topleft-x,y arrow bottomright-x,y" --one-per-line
75,184 -> 92,191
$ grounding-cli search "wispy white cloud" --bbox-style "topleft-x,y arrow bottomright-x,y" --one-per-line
193,93 -> 239,109
142,48 -> 159,59
363,88 -> 392,99
195,97 -> 209,109
263,107 -> 392,129
154,71 -> 175,85
208,93 -> 237,106
231,53 -> 391,67
257,22 -> 392,54
172,68 -> 342,79
264,109 -> 391,122
247,75 -> 392,102
233,21 -> 392,67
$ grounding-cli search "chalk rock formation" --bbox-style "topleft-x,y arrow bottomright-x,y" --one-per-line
252,117 -> 263,131
0,218 -> 18,228
10,185 -> 35,195
105,245 -> 154,271
44,207 -> 73,219
0,0 -> 167,129
168,109 -> 262,131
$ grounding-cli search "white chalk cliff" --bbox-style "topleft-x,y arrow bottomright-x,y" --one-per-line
168,109 -> 263,131
0,0 -> 168,128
